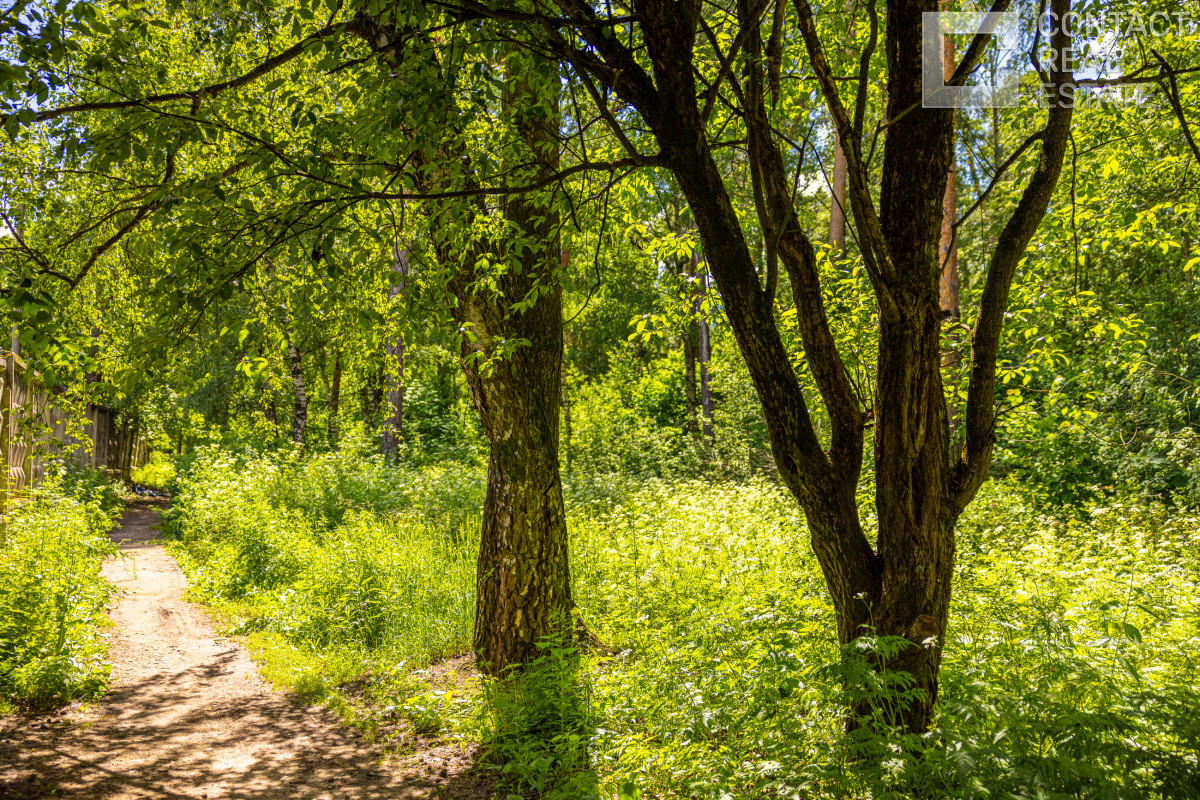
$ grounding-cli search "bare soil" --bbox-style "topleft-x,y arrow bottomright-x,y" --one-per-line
0,502 -> 488,800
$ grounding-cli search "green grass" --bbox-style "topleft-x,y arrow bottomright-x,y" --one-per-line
131,451 -> 176,491
167,448 -> 1200,798
577,480 -> 1200,799
0,469 -> 123,711
165,444 -> 480,680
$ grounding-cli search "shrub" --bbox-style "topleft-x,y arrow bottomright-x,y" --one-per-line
131,452 -> 177,491
0,475 -> 119,710
167,445 -> 481,668
56,461 -> 132,517
480,629 -> 597,800
579,478 -> 1200,799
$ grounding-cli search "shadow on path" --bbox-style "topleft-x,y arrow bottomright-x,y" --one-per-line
0,502 -> 484,800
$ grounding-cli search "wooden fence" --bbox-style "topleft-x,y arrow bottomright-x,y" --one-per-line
0,351 -> 148,508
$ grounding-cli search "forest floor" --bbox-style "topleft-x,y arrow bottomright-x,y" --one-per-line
0,502 -> 482,800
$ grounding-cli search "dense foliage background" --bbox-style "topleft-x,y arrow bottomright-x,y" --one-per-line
2,0 -> 1199,795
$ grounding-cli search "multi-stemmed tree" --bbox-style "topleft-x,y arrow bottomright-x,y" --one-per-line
7,0 -> 1199,731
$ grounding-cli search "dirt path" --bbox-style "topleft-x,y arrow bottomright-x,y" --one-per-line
0,503 -> 447,800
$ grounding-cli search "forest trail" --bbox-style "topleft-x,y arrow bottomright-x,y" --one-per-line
0,503 -> 436,800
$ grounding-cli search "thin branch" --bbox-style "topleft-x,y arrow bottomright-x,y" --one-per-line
953,129 -> 1043,229
791,0 -> 895,298
699,0 -> 774,124
1152,50 -> 1200,168
946,0 -> 1012,88
8,22 -> 354,126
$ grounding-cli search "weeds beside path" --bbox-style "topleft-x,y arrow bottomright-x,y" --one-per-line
0,501 -> 441,800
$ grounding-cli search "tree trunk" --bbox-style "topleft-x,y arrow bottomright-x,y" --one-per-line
683,320 -> 700,438
595,0 -> 1068,733
698,310 -> 714,439
360,367 -> 383,428
562,376 -> 572,474
364,29 -> 576,674
327,352 -> 342,447
939,8 -> 961,386
827,0 -> 856,252
939,170 -> 959,323
457,53 -> 570,675
381,245 -> 410,460
286,338 -> 307,446
829,141 -> 848,250
688,252 -> 714,439
461,300 -> 569,672
121,417 -> 139,482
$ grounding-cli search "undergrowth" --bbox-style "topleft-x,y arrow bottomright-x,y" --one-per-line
131,451 -> 176,491
0,467 -> 123,711
163,438 -> 481,748
167,445 -> 1200,798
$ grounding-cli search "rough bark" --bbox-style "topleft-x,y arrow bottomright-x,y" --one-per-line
457,52 -> 571,675
458,269 -> 569,673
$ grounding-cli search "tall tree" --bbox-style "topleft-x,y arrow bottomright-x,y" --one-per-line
381,244 -> 410,460
285,336 -> 307,446
452,52 -> 572,673
349,19 -> 575,672
441,0 -> 1075,730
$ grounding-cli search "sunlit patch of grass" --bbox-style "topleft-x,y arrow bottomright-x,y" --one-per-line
244,630 -> 363,703
168,448 -> 1200,798
166,448 -> 479,665
576,478 -> 1200,799
131,452 -> 176,491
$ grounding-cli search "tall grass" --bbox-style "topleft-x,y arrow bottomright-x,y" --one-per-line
0,469 -> 122,711
169,448 -> 1200,798
165,441 -> 482,676
130,451 -> 176,491
576,479 -> 1200,799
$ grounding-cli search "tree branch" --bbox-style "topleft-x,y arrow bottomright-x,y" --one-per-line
8,22 -> 354,127
1151,50 -> 1200,168
738,0 -> 864,480
792,0 -> 896,306
952,0 -> 1074,511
